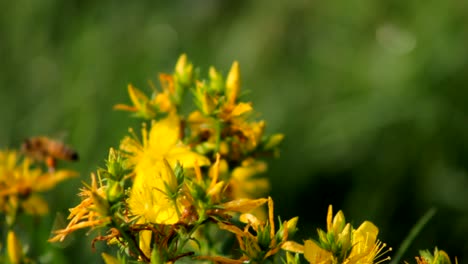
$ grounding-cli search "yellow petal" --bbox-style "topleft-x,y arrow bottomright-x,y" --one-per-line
149,113 -> 180,154
35,170 -> 78,191
221,198 -> 268,213
139,230 -> 152,260
351,221 -> 379,256
231,102 -> 252,117
304,240 -> 334,264
326,205 -> 333,233
332,210 -> 346,234
128,84 -> 149,109
113,104 -> 138,112
239,213 -> 262,230
166,146 -> 210,168
218,222 -> 246,238
281,241 -> 304,254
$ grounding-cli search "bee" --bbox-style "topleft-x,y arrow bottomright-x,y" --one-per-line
21,136 -> 79,171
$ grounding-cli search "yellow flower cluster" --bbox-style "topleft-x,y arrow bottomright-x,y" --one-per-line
0,147 -> 77,263
49,54 -> 286,263
0,150 -> 76,220
46,54 -> 458,264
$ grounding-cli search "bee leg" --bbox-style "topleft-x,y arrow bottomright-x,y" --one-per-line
46,156 -> 57,173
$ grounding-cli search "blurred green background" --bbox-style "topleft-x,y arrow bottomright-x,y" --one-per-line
1,0 -> 467,263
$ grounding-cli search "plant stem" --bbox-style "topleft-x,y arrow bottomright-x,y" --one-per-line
390,207 -> 437,264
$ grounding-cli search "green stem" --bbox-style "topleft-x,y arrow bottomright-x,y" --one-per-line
169,222 -> 201,260
390,207 -> 437,264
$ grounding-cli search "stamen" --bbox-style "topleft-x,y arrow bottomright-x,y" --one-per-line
372,240 -> 392,264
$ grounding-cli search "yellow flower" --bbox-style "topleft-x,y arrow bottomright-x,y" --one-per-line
302,205 -> 391,264
0,150 -> 77,216
128,159 -> 184,224
204,197 -> 297,263
120,112 -> 210,170
122,113 -> 209,225
344,221 -> 391,264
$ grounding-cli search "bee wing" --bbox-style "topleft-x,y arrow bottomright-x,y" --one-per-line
49,212 -> 75,248
53,131 -> 69,143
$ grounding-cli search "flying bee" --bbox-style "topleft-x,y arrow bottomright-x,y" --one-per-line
21,136 -> 79,171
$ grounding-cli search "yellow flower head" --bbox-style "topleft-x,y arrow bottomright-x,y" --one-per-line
303,205 -> 391,264
345,221 -> 391,264
120,112 -> 210,170
121,113 -> 209,224
0,150 -> 77,216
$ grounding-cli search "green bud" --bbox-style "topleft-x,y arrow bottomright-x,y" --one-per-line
91,190 -> 110,216
106,148 -> 128,181
225,61 -> 240,105
106,181 -> 124,203
285,252 -> 301,264
175,54 -> 193,87
173,162 -> 185,186
317,229 -> 328,247
257,225 -> 272,249
209,66 -> 224,93
286,217 -> 299,238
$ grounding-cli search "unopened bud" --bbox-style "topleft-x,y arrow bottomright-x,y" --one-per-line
225,61 -> 240,105
7,231 -> 23,264
209,66 -> 224,93
175,54 -> 193,87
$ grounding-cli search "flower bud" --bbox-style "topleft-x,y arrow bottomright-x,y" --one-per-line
175,54 -> 193,87
7,231 -> 23,264
225,61 -> 240,105
209,66 -> 224,93
106,181 -> 123,203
